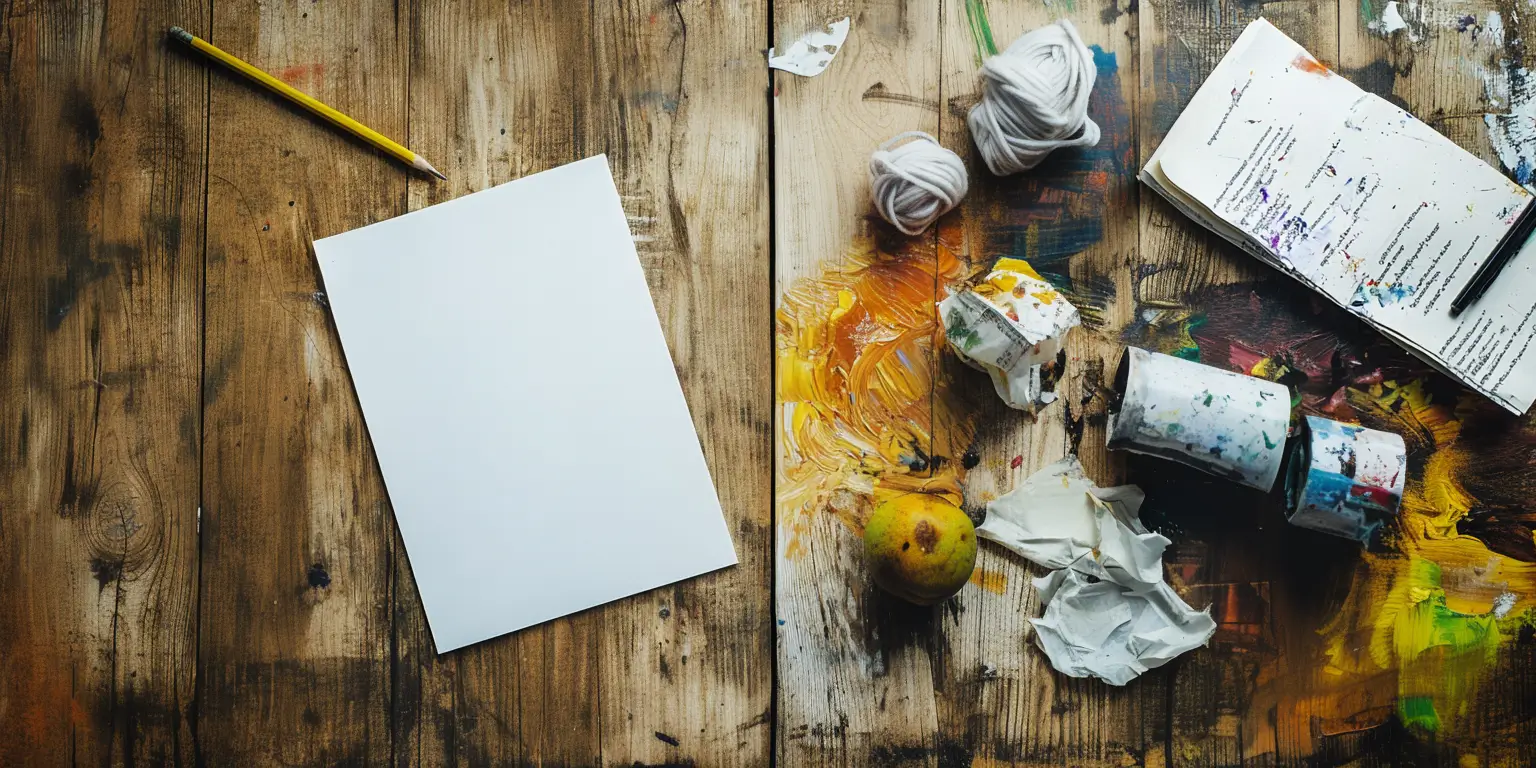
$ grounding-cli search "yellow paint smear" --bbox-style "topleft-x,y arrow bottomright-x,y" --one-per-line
777,226 -> 978,550
1247,377 -> 1536,748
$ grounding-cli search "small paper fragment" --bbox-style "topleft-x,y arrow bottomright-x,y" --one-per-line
977,457 -> 1216,685
938,258 -> 1080,411
768,17 -> 851,77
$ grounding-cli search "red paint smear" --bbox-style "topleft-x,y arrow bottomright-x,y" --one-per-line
1292,54 -> 1333,77
1010,455 -> 1023,469
278,62 -> 326,84
1349,484 -> 1396,507
1227,342 -> 1266,375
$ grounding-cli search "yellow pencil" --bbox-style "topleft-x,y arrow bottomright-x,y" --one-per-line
169,26 -> 446,180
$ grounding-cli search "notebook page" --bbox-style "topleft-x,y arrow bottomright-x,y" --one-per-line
1150,18 -> 1536,413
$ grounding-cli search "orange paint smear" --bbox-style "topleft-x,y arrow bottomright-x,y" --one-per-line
970,567 -> 1008,595
278,62 -> 326,84
1291,53 -> 1333,77
777,225 -> 978,550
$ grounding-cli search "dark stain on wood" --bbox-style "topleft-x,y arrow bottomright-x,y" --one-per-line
57,423 -> 100,518
16,408 -> 28,461
64,87 -> 102,152
307,563 -> 331,589
202,344 -> 240,405
654,730 -> 681,746
90,555 -> 124,592
861,82 -> 941,112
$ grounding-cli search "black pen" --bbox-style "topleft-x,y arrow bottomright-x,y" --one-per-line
1452,198 -> 1536,316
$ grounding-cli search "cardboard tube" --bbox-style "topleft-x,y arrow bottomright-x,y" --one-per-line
1107,347 -> 1292,491
1284,415 -> 1406,543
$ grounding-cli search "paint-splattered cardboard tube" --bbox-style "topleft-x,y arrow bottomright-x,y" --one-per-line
1283,415 -> 1406,544
1106,347 -> 1292,491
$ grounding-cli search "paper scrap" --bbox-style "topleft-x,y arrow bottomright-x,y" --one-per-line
768,17 -> 851,77
977,457 -> 1216,685
938,258 -> 1080,411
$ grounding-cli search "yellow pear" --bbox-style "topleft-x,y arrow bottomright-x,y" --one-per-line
863,494 -> 977,605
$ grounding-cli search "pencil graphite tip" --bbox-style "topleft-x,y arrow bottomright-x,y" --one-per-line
168,26 -> 193,44
412,154 -> 448,181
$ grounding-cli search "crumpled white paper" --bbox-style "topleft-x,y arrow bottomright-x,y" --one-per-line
977,457 -> 1216,685
938,258 -> 1080,411
768,17 -> 851,77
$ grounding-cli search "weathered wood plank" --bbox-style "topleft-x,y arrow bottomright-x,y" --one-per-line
774,2 -> 946,765
935,0 -> 1166,764
1136,2 -> 1340,764
393,1 -> 772,765
391,3 -> 604,764
197,4 -> 405,762
0,1 -> 205,764
586,1 -> 774,765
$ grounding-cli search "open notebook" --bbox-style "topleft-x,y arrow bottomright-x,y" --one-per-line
1142,18 -> 1536,414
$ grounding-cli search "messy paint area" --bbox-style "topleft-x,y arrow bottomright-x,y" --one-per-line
777,223 -> 983,550
1130,280 -> 1536,753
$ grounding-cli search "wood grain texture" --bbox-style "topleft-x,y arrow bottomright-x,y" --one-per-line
773,2 -> 946,765
0,1 -> 205,764
392,3 -> 604,764
197,2 -> 405,763
8,0 -> 1536,764
1135,3 -> 1343,766
393,0 -> 772,765
936,1 -> 1166,765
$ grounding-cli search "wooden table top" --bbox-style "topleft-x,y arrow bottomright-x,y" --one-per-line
3,0 -> 1533,765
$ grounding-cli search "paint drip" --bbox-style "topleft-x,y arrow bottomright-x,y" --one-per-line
1285,415 -> 1407,544
1107,347 -> 1292,491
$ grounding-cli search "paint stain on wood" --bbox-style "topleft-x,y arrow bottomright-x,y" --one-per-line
306,563 -> 331,589
969,567 -> 1007,594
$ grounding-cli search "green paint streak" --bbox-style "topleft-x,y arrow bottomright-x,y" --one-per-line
1392,559 -> 1505,733
1359,0 -> 1375,25
965,0 -> 999,63
1202,393 -> 1213,407
1398,696 -> 1440,732
1262,432 -> 1278,450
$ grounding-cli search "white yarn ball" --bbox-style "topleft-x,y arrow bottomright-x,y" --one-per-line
869,131 -> 970,236
967,19 -> 1100,176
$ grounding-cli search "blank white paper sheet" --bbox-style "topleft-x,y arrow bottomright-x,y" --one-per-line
313,156 -> 737,653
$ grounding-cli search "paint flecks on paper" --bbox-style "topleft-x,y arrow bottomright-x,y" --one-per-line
1285,415 -> 1406,544
769,17 -> 851,77
1107,347 -> 1292,491
1350,279 -> 1416,308
939,258 -> 1080,411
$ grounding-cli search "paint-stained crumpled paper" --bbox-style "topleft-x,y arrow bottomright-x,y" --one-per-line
939,258 -> 1079,411
768,17 -> 851,77
977,457 -> 1216,685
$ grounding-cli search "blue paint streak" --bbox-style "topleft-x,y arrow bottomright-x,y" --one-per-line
1516,156 -> 1533,186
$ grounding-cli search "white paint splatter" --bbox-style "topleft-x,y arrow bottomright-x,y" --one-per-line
1482,12 -> 1536,192
1493,591 -> 1518,618
1370,0 -> 1412,37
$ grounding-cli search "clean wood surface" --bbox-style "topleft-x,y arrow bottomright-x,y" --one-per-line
2,0 -> 1533,765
